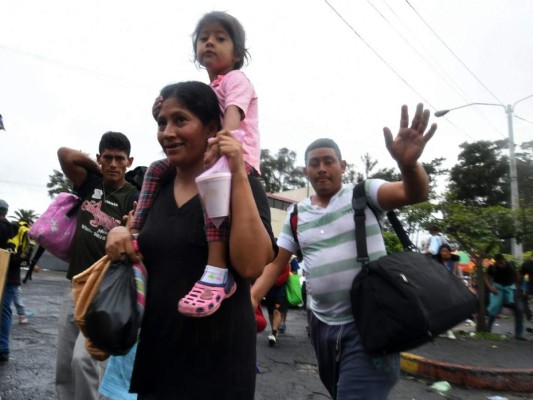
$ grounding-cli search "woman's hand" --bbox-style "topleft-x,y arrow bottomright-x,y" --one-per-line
105,226 -> 139,262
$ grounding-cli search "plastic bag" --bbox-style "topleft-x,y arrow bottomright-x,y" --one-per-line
72,255 -> 111,360
85,258 -> 140,356
286,273 -> 303,307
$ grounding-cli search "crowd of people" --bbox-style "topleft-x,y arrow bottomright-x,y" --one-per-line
1,8 -> 531,400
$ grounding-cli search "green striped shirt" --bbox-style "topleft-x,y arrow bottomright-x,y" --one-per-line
277,179 -> 387,325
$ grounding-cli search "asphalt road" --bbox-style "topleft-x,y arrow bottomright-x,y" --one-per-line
0,270 -> 530,400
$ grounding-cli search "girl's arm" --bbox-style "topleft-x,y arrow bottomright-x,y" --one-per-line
212,130 -> 275,279
223,105 -> 242,131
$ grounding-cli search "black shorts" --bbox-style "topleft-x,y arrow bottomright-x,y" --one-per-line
264,284 -> 288,314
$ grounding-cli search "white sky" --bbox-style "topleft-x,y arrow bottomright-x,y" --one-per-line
1,0 -> 532,217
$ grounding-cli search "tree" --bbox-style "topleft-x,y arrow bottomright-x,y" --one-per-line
11,209 -> 39,224
369,157 -> 447,244
342,162 -> 362,185
448,141 -> 509,206
434,202 -> 533,331
259,148 -> 305,193
361,153 -> 378,178
47,169 -> 73,198
516,140 -> 533,208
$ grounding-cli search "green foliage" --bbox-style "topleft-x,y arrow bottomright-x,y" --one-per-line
342,162 -> 362,184
259,148 -> 306,193
383,231 -> 403,254
439,202 -> 515,258
400,202 -> 438,237
11,209 -> 39,224
448,141 -> 509,206
47,169 -> 73,198
517,141 -> 533,208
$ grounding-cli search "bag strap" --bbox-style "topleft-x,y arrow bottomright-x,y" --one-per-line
289,204 -> 299,245
352,181 -> 419,264
289,204 -> 303,260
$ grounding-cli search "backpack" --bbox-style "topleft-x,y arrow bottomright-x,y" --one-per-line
6,221 -> 32,262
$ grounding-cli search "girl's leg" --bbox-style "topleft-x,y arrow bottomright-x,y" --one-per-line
131,159 -> 171,231
178,218 -> 235,317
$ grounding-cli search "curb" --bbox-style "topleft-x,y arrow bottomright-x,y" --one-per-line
400,352 -> 533,392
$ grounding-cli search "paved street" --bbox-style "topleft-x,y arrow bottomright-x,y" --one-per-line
0,270 -> 531,399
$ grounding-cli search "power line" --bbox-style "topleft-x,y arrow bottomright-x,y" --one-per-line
324,0 -> 435,109
368,0 -> 469,102
405,0 -> 504,105
378,0 -> 506,139
324,0 -> 478,141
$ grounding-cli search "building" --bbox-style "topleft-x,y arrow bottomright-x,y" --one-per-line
267,185 -> 315,237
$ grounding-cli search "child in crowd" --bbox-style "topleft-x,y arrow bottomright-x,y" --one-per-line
131,11 -> 260,318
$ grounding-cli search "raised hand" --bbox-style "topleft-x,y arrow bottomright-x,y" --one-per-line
383,103 -> 437,170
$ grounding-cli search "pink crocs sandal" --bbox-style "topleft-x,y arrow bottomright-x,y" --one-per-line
178,272 -> 236,317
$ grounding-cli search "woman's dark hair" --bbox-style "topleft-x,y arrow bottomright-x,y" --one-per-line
99,131 -> 131,156
436,243 -> 458,263
192,11 -> 250,70
159,81 -> 222,130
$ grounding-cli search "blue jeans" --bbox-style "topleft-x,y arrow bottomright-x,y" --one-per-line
308,312 -> 400,400
1,284 -> 19,355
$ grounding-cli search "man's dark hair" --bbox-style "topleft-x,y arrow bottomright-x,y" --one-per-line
304,138 -> 342,165
99,131 -> 131,156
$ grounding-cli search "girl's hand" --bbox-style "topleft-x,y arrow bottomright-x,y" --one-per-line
106,226 -> 139,262
152,96 -> 163,121
384,103 -> 437,171
204,130 -> 245,175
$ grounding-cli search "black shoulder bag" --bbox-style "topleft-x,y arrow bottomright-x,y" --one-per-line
350,181 -> 478,354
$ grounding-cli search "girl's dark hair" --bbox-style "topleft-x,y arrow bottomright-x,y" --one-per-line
192,11 -> 250,70
99,131 -> 131,155
159,81 -> 222,130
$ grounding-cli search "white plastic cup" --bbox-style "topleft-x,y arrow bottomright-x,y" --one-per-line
195,172 -> 232,218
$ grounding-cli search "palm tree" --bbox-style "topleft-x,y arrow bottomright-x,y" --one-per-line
11,209 -> 39,224
47,169 -> 73,198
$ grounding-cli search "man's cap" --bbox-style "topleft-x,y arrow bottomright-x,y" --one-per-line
0,199 -> 8,211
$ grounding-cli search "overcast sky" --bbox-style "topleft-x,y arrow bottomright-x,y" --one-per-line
1,0 -> 532,217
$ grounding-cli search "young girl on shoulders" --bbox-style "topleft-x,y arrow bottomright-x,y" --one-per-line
132,11 -> 261,318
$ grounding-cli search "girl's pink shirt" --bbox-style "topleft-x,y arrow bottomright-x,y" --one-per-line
211,70 -> 260,173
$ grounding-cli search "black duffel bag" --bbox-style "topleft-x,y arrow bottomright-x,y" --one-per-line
350,182 -> 478,354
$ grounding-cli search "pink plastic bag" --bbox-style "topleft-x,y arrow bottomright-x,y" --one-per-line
28,192 -> 80,263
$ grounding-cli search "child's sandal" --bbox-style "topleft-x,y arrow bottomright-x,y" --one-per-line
178,273 -> 236,317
